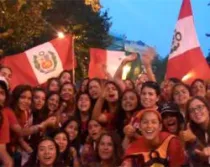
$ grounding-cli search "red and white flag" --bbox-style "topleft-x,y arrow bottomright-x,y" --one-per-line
88,48 -> 126,79
166,0 -> 210,83
1,35 -> 76,89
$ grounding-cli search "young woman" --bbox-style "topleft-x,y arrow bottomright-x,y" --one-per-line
0,77 -> 14,167
87,78 -> 102,105
60,82 -> 76,117
160,78 -> 180,102
183,96 -> 210,166
79,78 -> 89,93
190,79 -> 206,97
45,91 -> 60,118
88,132 -> 123,167
61,117 -> 81,154
75,93 -> 92,144
59,70 -> 72,85
24,137 -> 59,167
124,79 -> 135,90
160,102 -> 184,135
46,77 -> 60,93
140,81 -> 160,110
122,109 -> 185,167
80,119 -> 104,166
9,85 -> 57,166
32,87 -> 46,124
52,130 -> 80,167
92,81 -> 121,131
172,82 -> 191,119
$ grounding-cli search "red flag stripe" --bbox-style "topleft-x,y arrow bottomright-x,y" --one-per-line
178,0 -> 193,19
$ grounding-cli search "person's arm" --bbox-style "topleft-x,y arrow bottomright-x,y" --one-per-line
70,147 -> 80,167
168,137 -> 185,167
91,96 -> 105,120
141,47 -> 156,82
18,137 -> 33,153
0,144 -> 13,167
114,53 -> 137,91
11,116 -> 57,137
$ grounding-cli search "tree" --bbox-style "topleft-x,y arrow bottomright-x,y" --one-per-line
0,0 -> 52,55
0,0 -> 112,80
43,0 -> 112,79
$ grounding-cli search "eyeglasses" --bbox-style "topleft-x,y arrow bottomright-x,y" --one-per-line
189,104 -> 206,114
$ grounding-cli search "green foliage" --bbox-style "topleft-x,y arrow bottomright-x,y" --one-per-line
43,0 -> 112,79
0,0 -> 112,80
0,0 -> 52,54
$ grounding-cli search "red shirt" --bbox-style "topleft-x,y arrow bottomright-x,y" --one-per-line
0,108 -> 18,144
124,132 -> 185,167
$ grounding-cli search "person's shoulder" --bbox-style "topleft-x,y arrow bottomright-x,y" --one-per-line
2,107 -> 14,113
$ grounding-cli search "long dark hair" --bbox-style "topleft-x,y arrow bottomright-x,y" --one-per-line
24,137 -> 59,167
10,84 -> 32,118
95,132 -> 123,166
0,83 -> 9,128
51,130 -> 72,166
117,89 -> 141,137
46,77 -> 60,93
43,91 -> 60,119
186,96 -> 210,145
61,117 -> 81,153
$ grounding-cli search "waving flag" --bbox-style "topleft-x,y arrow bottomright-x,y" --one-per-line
166,0 -> 210,83
1,35 -> 75,89
88,48 -> 126,79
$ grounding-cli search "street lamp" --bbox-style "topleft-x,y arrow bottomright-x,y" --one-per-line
57,32 -> 65,38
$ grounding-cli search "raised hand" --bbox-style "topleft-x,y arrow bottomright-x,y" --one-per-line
123,124 -> 136,138
41,116 -> 57,129
141,47 -> 156,67
123,53 -> 137,64
179,123 -> 196,143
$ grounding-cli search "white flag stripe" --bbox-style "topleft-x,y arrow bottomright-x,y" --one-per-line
25,42 -> 63,84
106,50 -> 126,77
169,16 -> 200,60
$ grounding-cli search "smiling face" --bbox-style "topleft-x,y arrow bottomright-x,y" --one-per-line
121,91 -> 138,112
173,85 -> 190,106
191,81 -> 206,97
60,72 -> 71,85
54,132 -> 68,153
140,112 -> 162,141
77,94 -> 91,113
33,90 -> 46,110
98,135 -> 114,161
49,80 -> 60,92
64,120 -> 79,141
188,99 -> 210,126
47,94 -> 60,112
162,113 -> 178,134
60,83 -> 74,102
37,140 -> 57,167
140,87 -> 159,109
18,90 -> 32,111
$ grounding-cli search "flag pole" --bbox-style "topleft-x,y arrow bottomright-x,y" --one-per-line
72,34 -> 75,84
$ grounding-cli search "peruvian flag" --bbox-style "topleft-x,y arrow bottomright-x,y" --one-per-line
88,48 -> 126,79
166,0 -> 210,83
1,35 -> 75,89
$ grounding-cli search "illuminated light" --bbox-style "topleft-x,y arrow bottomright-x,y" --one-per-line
122,65 -> 131,80
57,32 -> 65,38
182,72 -> 194,82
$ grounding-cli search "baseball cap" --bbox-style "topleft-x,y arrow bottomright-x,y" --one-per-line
160,102 -> 184,123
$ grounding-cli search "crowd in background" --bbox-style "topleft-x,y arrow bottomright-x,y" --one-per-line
0,48 -> 210,167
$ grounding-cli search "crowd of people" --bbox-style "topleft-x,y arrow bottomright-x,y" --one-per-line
0,49 -> 210,167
